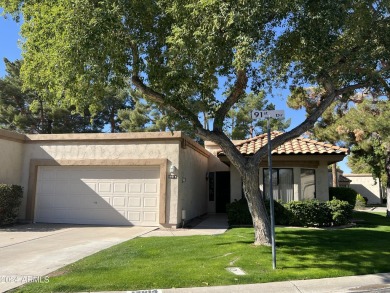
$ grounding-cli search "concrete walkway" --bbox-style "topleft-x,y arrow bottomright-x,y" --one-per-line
84,273 -> 390,293
160,273 -> 390,293
141,214 -> 229,237
363,206 -> 387,213
0,224 -> 156,292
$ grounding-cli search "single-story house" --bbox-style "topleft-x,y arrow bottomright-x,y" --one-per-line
327,170 -> 352,187
344,174 -> 384,204
0,129 -> 348,227
206,131 -> 349,212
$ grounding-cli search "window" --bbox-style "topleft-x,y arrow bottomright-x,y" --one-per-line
300,169 -> 316,200
263,168 -> 294,202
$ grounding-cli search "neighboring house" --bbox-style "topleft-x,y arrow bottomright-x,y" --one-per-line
327,170 -> 352,187
205,132 -> 349,212
344,174 -> 384,204
338,174 -> 352,187
0,129 -> 348,227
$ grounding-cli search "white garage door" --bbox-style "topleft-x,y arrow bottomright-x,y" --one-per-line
35,166 -> 160,226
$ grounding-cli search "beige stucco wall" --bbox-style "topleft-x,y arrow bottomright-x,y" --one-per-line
344,174 -> 382,204
178,143 -> 209,224
20,133 -> 190,225
230,165 -> 242,202
315,161 -> 330,201
0,130 -> 25,185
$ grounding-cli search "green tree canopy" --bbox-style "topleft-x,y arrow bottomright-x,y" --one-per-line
227,92 -> 290,140
1,0 -> 389,244
333,98 -> 390,191
0,58 -> 103,133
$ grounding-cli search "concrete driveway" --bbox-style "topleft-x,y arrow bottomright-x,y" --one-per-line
0,224 -> 156,292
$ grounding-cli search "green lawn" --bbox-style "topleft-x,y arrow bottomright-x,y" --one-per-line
14,211 -> 390,292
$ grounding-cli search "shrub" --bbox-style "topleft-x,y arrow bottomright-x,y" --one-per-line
226,198 -> 290,226
285,200 -> 332,227
327,198 -> 353,226
226,197 -> 353,227
0,184 -> 23,225
226,198 -> 252,226
355,194 -> 366,209
329,187 -> 358,206
264,199 -> 291,226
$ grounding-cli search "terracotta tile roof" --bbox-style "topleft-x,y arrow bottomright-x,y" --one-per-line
219,131 -> 349,156
338,174 -> 352,183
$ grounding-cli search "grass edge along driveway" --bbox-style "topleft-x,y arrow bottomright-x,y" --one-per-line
14,211 -> 390,292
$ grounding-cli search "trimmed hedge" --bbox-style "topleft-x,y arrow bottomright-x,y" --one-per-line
285,200 -> 331,227
226,198 -> 290,226
0,184 -> 23,225
226,198 -> 252,226
227,198 -> 353,227
329,187 -> 358,206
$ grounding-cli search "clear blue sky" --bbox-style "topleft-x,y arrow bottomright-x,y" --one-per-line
0,14 -> 351,173
0,15 -> 22,74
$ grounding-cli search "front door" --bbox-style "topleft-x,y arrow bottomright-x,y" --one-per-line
215,171 -> 230,213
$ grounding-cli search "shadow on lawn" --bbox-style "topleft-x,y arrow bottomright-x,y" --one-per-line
277,225 -> 390,274
352,211 -> 390,227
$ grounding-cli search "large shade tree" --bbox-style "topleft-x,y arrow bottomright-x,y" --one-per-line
1,0 -> 389,245
0,58 -> 103,133
227,92 -> 291,140
323,97 -> 390,214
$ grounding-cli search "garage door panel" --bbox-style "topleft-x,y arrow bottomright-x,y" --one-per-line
97,182 -> 112,193
128,197 -> 141,207
56,181 -> 78,195
85,182 -> 97,192
113,182 -> 127,193
143,212 -> 157,222
128,211 -> 141,222
101,196 -> 111,204
144,197 -> 158,207
43,208 -> 70,220
37,195 -> 53,208
112,196 -> 126,207
35,166 -> 160,226
37,181 -> 55,194
129,183 -> 142,194
144,183 -> 158,193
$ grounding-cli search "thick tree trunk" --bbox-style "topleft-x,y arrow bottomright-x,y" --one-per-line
201,130 -> 272,245
110,107 -> 116,133
387,182 -> 390,218
386,148 -> 390,217
242,167 -> 271,246
332,164 -> 338,187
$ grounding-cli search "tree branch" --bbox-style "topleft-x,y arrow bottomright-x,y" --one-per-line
251,81 -> 370,164
196,127 -> 247,173
129,42 -> 140,76
129,42 -> 204,129
131,75 -> 203,129
213,69 -> 248,131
